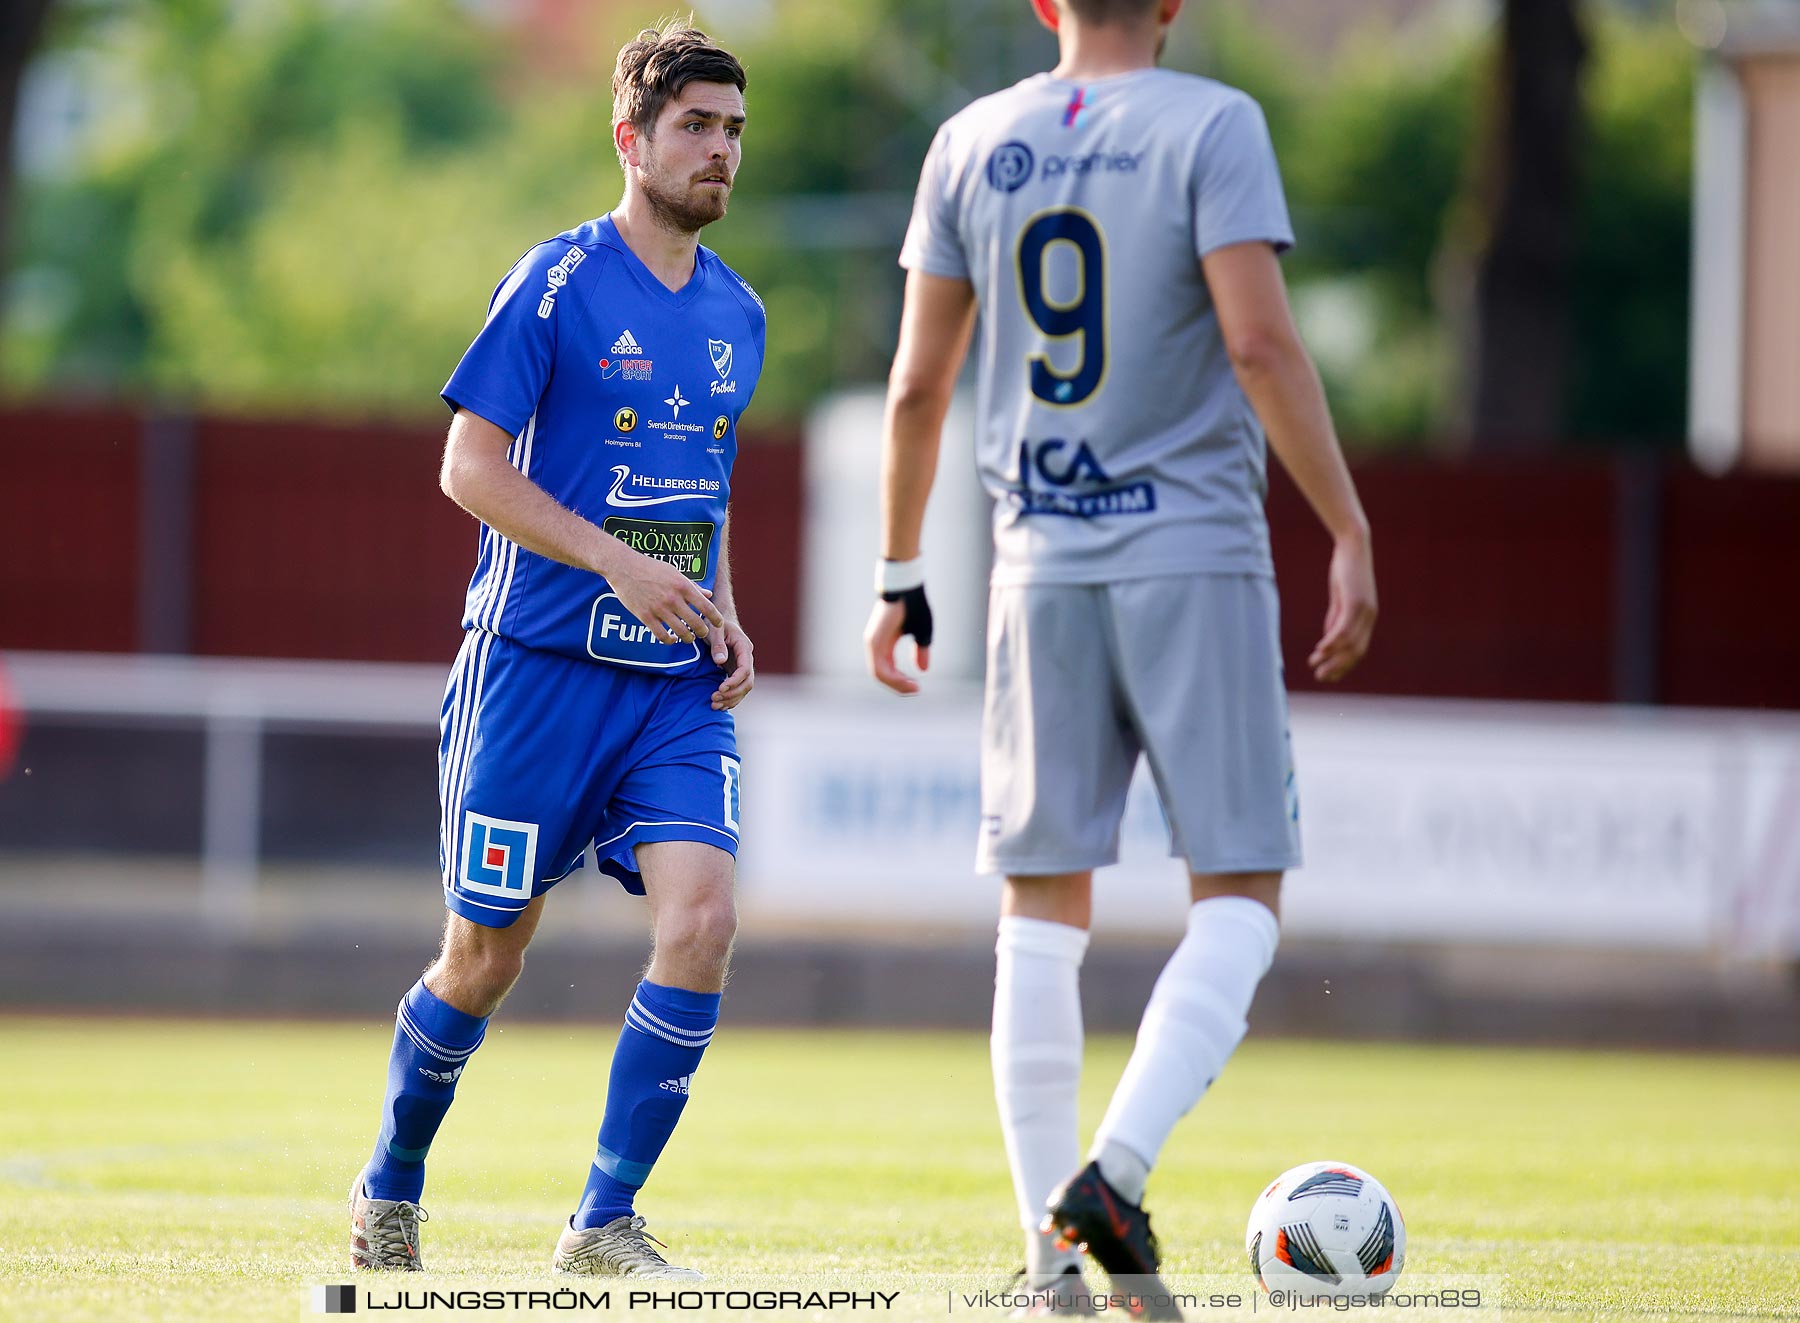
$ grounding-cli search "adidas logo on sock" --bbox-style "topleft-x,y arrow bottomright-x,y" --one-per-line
657,1075 -> 692,1095
611,329 -> 644,355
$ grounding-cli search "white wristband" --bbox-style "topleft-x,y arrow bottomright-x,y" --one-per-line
875,557 -> 925,596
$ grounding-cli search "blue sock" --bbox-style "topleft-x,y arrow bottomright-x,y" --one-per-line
573,980 -> 721,1229
364,979 -> 489,1203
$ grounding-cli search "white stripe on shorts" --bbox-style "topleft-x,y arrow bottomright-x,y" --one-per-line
439,630 -> 495,899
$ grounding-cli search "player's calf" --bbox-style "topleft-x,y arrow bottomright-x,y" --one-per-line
360,978 -> 490,1209
571,979 -> 721,1230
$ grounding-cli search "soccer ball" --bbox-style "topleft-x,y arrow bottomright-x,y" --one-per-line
1244,1161 -> 1406,1298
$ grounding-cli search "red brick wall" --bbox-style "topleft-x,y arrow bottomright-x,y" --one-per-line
1268,459 -> 1618,703
1659,470 -> 1800,709
4,405 -> 1798,707
1,406 -> 804,672
0,406 -> 139,652
190,416 -> 467,661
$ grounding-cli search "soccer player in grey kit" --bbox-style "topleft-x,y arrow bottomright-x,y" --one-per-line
865,0 -> 1378,1309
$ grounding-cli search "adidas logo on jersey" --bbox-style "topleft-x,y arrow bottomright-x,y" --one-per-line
611,329 -> 644,355
658,1075 -> 692,1095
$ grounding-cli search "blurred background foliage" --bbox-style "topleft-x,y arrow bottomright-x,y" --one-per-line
1,0 -> 1693,446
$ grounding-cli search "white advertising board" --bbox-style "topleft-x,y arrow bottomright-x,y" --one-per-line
735,683 -> 1800,955
12,653 -> 1796,956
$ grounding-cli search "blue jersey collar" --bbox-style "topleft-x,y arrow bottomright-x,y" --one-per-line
598,213 -> 712,309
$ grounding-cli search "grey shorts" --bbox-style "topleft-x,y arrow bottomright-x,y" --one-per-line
977,574 -> 1302,877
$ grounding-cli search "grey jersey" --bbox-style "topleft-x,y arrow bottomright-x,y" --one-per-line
900,69 -> 1294,584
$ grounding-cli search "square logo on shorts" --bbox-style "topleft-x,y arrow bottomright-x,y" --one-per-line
721,755 -> 741,833
461,812 -> 540,900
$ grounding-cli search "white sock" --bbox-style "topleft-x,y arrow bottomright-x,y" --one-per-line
993,915 -> 1089,1285
1090,895 -> 1280,1202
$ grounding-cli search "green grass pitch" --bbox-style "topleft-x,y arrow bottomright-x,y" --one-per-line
2,1018 -> 1797,1321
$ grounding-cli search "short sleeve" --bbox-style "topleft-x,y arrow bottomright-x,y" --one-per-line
898,125 -> 969,279
1192,96 -> 1295,259
441,241 -> 578,436
719,262 -> 768,408
732,269 -> 767,362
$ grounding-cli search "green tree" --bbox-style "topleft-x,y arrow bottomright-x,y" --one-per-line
1468,0 -> 1589,449
6,0 -> 512,413
2,0 -> 1696,446
1281,36 -> 1482,442
1566,17 -> 1693,446
0,0 -> 57,287
4,0 -> 956,423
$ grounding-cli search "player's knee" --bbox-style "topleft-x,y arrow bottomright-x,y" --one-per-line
691,898 -> 739,966
438,932 -> 528,1004
438,952 -> 522,1013
472,945 -> 527,996
655,895 -> 737,974
1190,870 -> 1283,917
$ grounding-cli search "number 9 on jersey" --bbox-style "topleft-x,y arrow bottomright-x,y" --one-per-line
1016,208 -> 1106,408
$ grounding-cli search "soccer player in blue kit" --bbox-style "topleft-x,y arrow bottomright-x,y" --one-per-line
349,22 -> 764,1280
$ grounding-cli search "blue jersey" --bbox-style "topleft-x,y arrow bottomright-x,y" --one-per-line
442,215 -> 766,679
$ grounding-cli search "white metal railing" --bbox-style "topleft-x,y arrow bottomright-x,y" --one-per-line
7,651 -> 1800,957
4,651 -> 445,934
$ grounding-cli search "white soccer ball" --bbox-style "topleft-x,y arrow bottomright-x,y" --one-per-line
1244,1160 -> 1406,1299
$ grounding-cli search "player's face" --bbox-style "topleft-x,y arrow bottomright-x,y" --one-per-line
636,82 -> 745,234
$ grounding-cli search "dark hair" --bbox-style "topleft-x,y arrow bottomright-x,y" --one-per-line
612,17 -> 747,154
1063,0 -> 1159,23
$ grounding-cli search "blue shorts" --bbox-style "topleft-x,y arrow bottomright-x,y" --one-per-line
437,630 -> 741,928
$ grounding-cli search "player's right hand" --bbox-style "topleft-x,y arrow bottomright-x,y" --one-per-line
865,588 -> 933,696
603,547 -> 726,646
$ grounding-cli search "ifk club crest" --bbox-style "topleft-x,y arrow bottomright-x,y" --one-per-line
708,339 -> 737,397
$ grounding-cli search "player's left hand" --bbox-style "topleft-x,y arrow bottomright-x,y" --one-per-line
1309,530 -> 1377,682
710,618 -> 755,710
